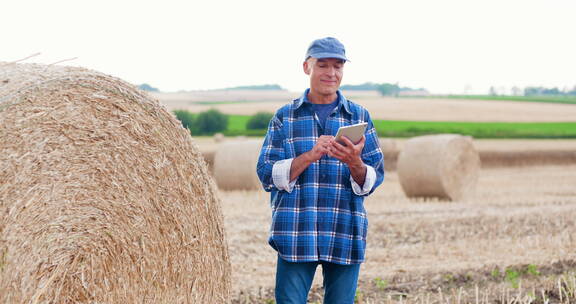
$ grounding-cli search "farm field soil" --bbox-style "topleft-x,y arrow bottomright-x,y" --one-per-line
155,91 -> 576,122
220,165 -> 576,303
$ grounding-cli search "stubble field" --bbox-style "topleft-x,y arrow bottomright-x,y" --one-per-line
158,91 -> 575,303
221,164 -> 576,303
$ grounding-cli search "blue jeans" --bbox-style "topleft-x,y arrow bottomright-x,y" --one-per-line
275,255 -> 360,304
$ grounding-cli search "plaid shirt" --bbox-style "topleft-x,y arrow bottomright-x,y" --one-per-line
256,89 -> 385,265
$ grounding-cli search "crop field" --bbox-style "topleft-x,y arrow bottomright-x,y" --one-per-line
188,135 -> 576,303
154,91 -> 576,122
223,115 -> 576,138
168,91 -> 576,303
220,164 -> 576,303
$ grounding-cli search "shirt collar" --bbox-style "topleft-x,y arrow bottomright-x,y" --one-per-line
293,88 -> 352,115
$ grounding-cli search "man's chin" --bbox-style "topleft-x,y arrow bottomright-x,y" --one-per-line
317,87 -> 338,96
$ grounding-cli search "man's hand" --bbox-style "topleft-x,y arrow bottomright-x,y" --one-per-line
328,136 -> 365,167
328,136 -> 367,186
308,135 -> 335,162
289,135 -> 334,182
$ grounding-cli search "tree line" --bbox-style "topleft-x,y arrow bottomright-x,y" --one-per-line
340,82 -> 428,96
173,109 -> 272,136
523,86 -> 576,96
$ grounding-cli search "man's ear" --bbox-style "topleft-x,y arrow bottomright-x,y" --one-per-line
303,60 -> 311,75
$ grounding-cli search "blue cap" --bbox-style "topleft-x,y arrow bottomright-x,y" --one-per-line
305,37 -> 348,62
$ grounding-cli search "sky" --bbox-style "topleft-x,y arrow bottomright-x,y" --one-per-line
2,0 -> 575,94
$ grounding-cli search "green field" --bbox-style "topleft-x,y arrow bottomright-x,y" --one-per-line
224,115 -> 576,139
422,95 -> 576,105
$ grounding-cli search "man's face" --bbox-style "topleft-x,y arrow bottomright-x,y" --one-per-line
304,57 -> 344,97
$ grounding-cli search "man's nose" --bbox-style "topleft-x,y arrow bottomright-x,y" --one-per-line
326,66 -> 336,77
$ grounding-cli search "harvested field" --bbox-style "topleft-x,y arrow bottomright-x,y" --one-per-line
220,164 -> 576,303
154,91 -> 576,122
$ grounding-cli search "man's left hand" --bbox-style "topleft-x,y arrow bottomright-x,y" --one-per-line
328,136 -> 365,168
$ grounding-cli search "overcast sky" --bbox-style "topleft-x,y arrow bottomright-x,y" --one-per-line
2,0 -> 575,94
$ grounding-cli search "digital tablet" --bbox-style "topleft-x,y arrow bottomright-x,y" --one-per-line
335,122 -> 368,145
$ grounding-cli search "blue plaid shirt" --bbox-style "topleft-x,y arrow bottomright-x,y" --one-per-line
256,89 -> 385,265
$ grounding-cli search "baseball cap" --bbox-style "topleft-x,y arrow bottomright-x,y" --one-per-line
305,37 -> 349,62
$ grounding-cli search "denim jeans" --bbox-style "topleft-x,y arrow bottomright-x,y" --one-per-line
275,255 -> 361,304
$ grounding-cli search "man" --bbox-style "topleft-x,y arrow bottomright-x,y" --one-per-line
256,37 -> 385,304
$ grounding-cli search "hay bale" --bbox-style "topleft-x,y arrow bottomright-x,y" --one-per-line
379,138 -> 398,154
213,139 -> 262,190
213,132 -> 225,143
201,149 -> 217,174
397,134 -> 480,201
0,62 -> 230,303
379,138 -> 399,171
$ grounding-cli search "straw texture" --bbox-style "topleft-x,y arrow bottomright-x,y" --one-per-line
0,62 -> 230,303
397,134 -> 481,201
213,140 -> 262,190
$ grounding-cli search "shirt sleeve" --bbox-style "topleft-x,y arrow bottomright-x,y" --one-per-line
272,158 -> 297,193
256,112 -> 288,192
350,165 -> 376,195
354,109 -> 385,196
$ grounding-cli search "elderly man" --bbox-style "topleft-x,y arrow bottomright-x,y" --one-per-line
256,37 -> 385,304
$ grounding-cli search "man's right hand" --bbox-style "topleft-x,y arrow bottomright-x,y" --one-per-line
289,135 -> 334,182
307,135 -> 335,162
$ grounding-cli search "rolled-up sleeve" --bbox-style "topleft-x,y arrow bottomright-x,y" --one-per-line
256,113 -> 287,192
350,165 -> 376,195
272,158 -> 297,193
354,111 -> 385,196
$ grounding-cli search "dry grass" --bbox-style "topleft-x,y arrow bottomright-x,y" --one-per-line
219,164 -> 576,303
0,62 -> 230,303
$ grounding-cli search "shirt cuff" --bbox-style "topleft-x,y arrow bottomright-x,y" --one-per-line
350,165 -> 376,196
272,158 -> 297,193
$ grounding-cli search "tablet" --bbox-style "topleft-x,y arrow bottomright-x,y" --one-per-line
335,122 -> 368,145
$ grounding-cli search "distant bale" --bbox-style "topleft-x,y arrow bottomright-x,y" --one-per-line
213,140 -> 262,190
0,62 -> 230,303
379,138 -> 398,154
213,132 -> 225,143
201,148 -> 217,174
379,138 -> 399,171
397,134 -> 480,201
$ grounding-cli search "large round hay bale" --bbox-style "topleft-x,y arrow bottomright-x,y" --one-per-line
0,62 -> 230,303
397,134 -> 480,201
213,139 -> 262,190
